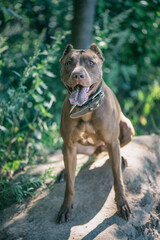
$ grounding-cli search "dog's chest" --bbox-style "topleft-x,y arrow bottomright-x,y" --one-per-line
77,121 -> 100,146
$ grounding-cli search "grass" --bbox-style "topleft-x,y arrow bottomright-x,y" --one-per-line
0,166 -> 57,210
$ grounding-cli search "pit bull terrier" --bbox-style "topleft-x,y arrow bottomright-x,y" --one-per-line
57,43 -> 135,223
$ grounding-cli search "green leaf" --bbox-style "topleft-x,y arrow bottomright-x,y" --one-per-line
0,126 -> 8,132
144,103 -> 150,115
33,94 -> 44,102
39,104 -> 52,118
138,90 -> 144,101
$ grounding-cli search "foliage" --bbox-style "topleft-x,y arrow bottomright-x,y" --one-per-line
0,37 -> 60,167
0,167 -> 56,209
0,38 -> 62,208
94,0 -> 160,134
0,0 -> 73,209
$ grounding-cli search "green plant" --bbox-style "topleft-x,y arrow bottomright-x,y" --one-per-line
0,32 -> 68,208
0,167 -> 56,209
94,1 -> 160,134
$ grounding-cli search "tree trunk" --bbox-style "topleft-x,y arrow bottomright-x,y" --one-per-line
71,0 -> 96,49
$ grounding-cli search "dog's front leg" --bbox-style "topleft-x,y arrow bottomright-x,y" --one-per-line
107,139 -> 131,220
57,143 -> 77,223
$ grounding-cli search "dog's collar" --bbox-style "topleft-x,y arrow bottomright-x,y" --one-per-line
69,81 -> 104,119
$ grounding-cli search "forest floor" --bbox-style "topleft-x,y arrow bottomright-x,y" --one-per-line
0,135 -> 160,240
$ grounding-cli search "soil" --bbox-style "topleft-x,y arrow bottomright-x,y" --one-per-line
0,135 -> 160,240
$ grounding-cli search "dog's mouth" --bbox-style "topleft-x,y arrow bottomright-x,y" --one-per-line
67,83 -> 96,106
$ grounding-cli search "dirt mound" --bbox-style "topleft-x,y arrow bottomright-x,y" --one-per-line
0,135 -> 160,240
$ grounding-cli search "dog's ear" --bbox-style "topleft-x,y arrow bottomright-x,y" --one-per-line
90,43 -> 104,62
60,44 -> 73,63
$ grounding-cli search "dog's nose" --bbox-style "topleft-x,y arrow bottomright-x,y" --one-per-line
72,71 -> 85,80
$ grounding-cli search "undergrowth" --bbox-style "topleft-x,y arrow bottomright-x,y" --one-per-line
0,32 -> 67,210
0,167 -> 57,209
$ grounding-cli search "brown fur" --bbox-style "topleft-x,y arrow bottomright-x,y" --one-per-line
57,44 -> 135,223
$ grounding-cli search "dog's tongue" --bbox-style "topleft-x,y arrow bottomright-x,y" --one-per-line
69,85 -> 88,106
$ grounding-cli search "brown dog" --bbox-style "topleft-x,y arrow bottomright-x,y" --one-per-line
57,43 -> 135,223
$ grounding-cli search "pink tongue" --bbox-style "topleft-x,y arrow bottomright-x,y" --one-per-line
69,85 -> 88,106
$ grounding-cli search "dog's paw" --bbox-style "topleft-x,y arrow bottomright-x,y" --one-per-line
57,204 -> 73,224
121,156 -> 128,170
94,145 -> 106,156
116,197 -> 131,221
56,169 -> 66,183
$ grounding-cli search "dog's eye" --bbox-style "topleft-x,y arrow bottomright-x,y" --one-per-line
89,60 -> 94,65
66,59 -> 72,66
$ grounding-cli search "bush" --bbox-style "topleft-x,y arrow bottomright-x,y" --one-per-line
0,31 -> 68,209
0,0 -> 73,208
94,1 -> 160,134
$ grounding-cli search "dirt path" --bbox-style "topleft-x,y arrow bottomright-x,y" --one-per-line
0,135 -> 160,240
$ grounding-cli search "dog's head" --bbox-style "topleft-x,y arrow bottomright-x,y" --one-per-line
60,44 -> 104,106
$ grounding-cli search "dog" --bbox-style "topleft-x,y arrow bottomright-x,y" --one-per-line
57,43 -> 135,223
